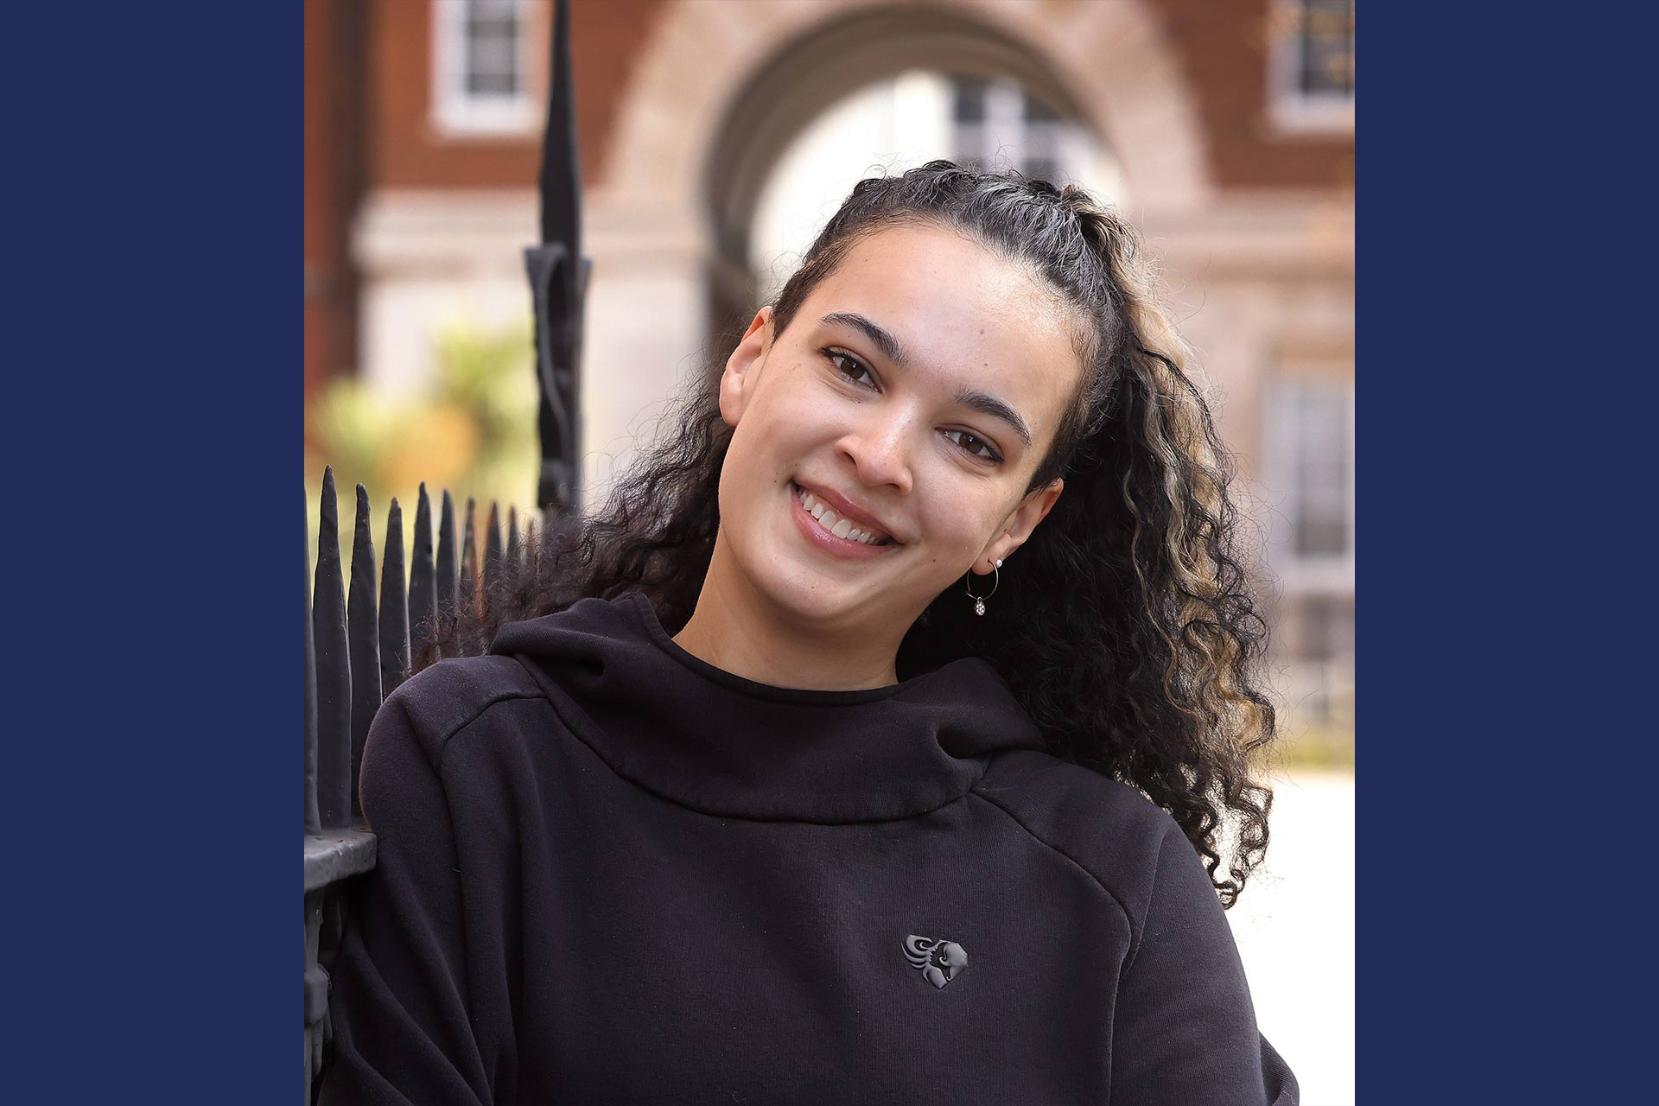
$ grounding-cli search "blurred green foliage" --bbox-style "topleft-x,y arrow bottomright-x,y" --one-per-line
1277,722 -> 1355,771
305,323 -> 540,586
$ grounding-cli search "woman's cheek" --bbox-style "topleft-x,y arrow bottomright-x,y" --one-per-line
775,385 -> 843,433
906,482 -> 998,574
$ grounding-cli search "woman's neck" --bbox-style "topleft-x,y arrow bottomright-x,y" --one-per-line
671,540 -> 903,691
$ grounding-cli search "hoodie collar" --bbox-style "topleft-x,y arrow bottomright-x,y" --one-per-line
490,591 -> 1046,823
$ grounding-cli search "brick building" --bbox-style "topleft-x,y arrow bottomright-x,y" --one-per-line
304,0 -> 1354,731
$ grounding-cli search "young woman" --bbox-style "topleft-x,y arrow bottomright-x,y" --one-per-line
319,161 -> 1297,1105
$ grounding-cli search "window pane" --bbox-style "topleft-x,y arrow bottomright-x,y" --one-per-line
1269,379 -> 1352,561
466,70 -> 517,96
1023,94 -> 1061,123
1022,157 -> 1059,185
952,78 -> 987,124
1020,126 -> 1060,157
1289,384 -> 1352,557
1298,0 -> 1355,96
952,122 -> 986,166
464,1 -> 521,98
470,38 -> 516,71
1295,594 -> 1355,663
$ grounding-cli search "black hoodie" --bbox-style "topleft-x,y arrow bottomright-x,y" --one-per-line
317,592 -> 1297,1105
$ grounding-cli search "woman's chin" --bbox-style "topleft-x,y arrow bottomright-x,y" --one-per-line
744,553 -> 889,628
760,564 -> 861,618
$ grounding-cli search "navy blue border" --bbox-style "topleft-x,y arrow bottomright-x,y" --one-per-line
10,4 -> 295,1101
1361,7 -> 1646,1103
10,3 -> 1648,1102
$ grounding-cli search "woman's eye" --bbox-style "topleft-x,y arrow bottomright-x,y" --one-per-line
944,428 -> 1001,463
822,350 -> 999,464
826,350 -> 876,390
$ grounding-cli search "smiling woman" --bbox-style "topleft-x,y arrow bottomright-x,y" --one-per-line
319,162 -> 1297,1105
675,220 -> 1087,688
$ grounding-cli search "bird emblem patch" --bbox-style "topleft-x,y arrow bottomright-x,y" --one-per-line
904,934 -> 968,989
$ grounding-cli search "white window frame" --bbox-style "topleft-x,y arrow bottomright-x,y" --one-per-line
1264,374 -> 1355,596
431,0 -> 538,137
1267,0 -> 1355,135
950,77 -> 1089,185
1264,373 -> 1355,723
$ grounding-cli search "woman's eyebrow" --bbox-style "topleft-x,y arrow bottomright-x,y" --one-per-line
820,311 -> 1033,448
954,388 -> 1031,448
821,312 -> 907,366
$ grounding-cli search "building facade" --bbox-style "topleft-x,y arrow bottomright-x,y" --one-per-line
304,0 -> 1355,734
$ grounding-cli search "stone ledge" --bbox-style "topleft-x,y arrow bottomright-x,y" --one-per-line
304,830 -> 378,893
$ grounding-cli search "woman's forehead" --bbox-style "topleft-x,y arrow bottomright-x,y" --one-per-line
799,224 -> 1084,421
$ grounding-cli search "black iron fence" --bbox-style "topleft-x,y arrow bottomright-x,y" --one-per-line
304,0 -> 584,1098
303,473 -> 537,1099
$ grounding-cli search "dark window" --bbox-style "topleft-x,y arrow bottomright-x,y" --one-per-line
1296,0 -> 1355,97
463,0 -> 522,98
1022,158 -> 1060,186
1289,383 -> 1351,558
1267,378 -> 1353,561
1297,594 -> 1355,663
1022,95 -> 1061,124
949,77 -> 1074,187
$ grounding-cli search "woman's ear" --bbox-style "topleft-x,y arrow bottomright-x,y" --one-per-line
718,307 -> 774,429
979,478 -> 1064,568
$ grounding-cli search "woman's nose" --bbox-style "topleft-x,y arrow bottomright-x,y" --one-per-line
838,414 -> 914,495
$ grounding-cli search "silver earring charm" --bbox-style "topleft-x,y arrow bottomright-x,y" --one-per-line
964,559 -> 1002,616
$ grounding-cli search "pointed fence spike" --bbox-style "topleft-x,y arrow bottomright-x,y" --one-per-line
409,484 -> 437,668
460,498 -> 477,591
305,486 -> 320,837
483,501 -> 503,596
347,485 -> 381,822
540,0 -> 581,255
312,470 -> 352,831
437,490 -> 457,624
458,498 -> 478,653
380,497 -> 410,697
507,506 -> 521,567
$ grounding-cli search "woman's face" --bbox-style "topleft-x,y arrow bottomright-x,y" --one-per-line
715,222 -> 1085,635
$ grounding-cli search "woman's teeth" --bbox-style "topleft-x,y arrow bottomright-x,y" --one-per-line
795,484 -> 891,546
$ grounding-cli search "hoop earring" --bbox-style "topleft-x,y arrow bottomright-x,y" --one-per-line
964,559 -> 1003,616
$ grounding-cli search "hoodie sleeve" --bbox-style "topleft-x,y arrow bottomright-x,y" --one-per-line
1108,824 -> 1298,1106
314,690 -> 509,1106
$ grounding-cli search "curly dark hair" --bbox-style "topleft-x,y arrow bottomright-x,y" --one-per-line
421,161 -> 1278,907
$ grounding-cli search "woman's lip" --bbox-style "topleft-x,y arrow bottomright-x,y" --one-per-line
791,480 -> 898,542
789,481 -> 900,558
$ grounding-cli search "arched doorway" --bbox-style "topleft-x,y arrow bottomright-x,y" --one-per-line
694,2 -> 1190,346
580,0 -> 1209,507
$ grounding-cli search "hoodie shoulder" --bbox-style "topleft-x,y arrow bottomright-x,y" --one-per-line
376,654 -> 548,760
970,748 -> 1194,948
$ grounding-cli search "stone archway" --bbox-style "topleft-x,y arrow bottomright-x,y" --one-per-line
576,0 -> 1211,507
603,0 -> 1210,218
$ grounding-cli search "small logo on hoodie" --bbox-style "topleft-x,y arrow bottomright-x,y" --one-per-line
904,934 -> 968,989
